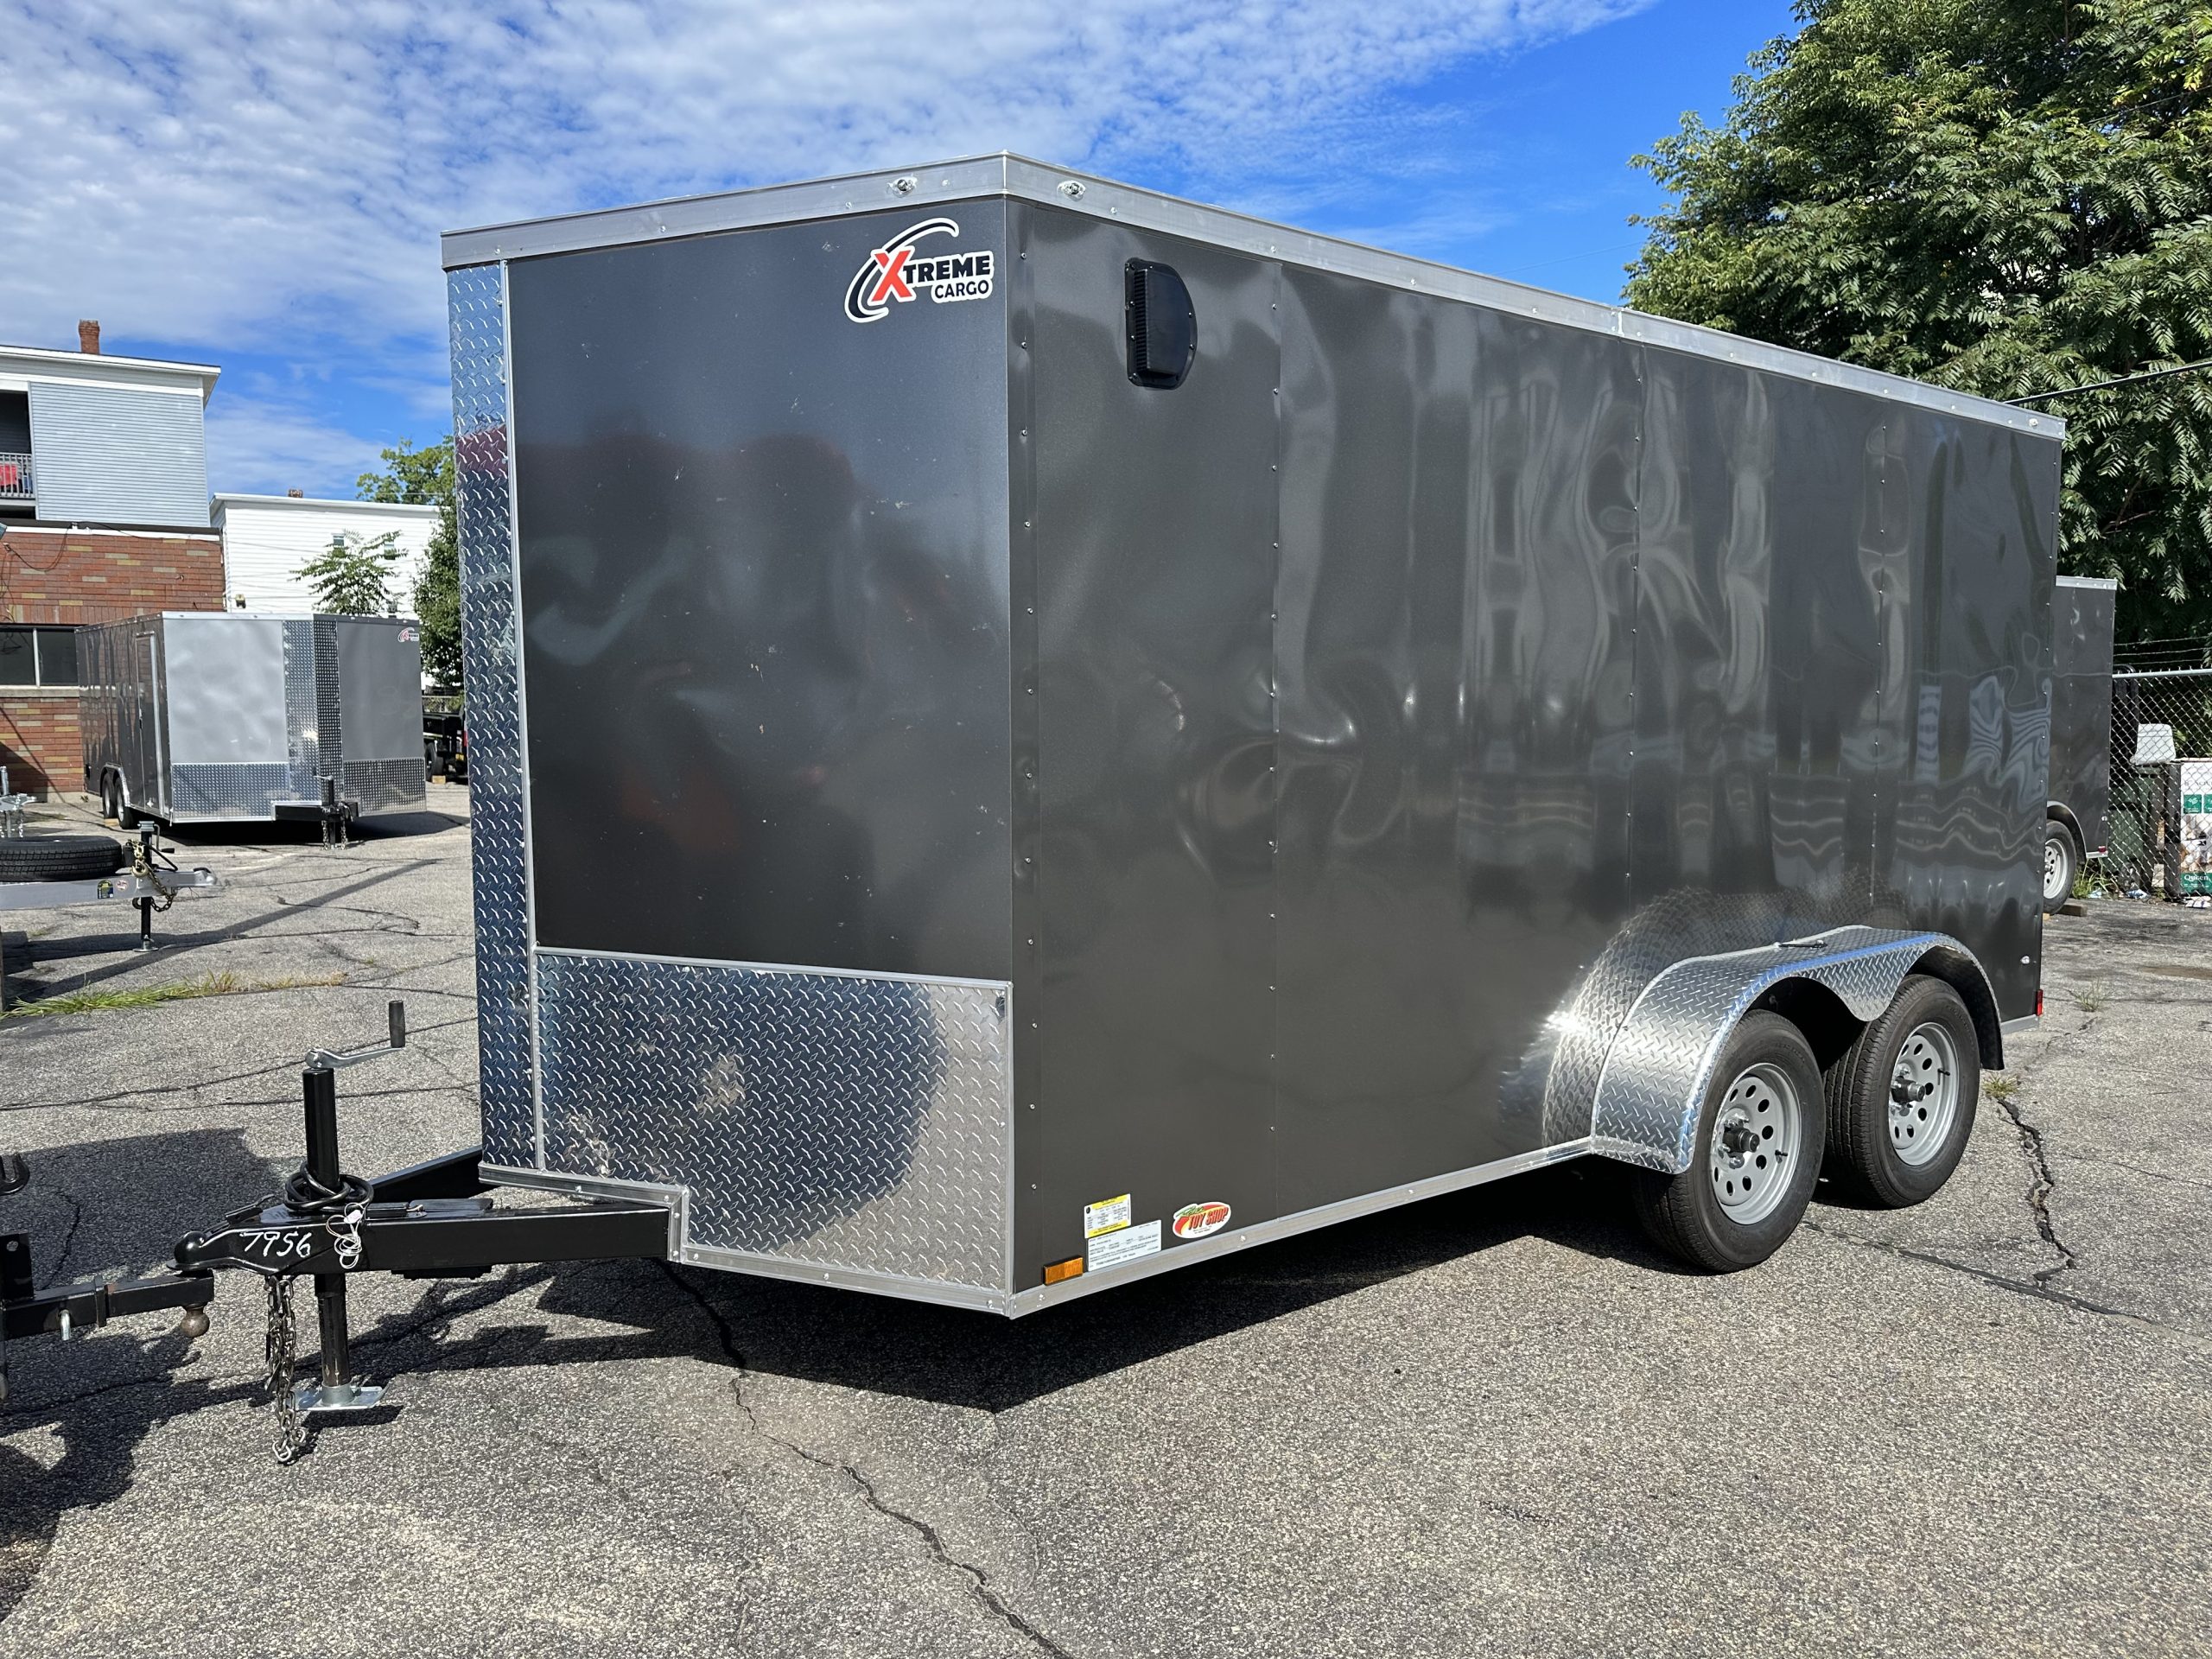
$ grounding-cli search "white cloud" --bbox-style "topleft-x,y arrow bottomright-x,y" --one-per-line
203,396 -> 390,499
0,0 -> 1646,473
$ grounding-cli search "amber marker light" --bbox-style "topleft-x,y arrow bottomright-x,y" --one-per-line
1043,1256 -> 1084,1285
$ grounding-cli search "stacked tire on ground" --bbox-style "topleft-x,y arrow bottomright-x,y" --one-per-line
1634,976 -> 1982,1271
0,834 -> 126,883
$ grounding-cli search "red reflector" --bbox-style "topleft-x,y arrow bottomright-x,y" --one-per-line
2036,988 -> 2044,1017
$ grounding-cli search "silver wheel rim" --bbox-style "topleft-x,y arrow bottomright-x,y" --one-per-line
2044,839 -> 2069,901
1890,1020 -> 1960,1167
1708,1061 -> 1800,1226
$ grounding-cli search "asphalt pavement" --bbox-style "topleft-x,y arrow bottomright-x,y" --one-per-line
1,789 -> 2207,1657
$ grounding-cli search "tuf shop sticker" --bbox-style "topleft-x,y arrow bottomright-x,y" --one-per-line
844,218 -> 995,323
1172,1202 -> 1231,1241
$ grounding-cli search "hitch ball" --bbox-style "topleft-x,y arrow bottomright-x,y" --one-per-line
178,1306 -> 211,1339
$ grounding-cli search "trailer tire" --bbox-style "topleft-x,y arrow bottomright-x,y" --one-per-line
102,772 -> 143,830
0,834 -> 126,882
2042,819 -> 2078,912
1822,974 -> 1980,1208
1631,1012 -> 1826,1273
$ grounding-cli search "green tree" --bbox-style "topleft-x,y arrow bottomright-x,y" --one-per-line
1626,0 -> 2212,645
358,436 -> 462,688
298,529 -> 403,615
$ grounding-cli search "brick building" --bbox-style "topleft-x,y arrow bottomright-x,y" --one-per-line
0,323 -> 224,797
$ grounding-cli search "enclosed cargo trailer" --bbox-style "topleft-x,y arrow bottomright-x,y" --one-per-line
2044,575 -> 2116,909
441,156 -> 2062,1310
79,612 -> 425,829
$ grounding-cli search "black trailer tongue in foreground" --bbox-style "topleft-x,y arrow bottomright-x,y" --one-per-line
4,156 -> 2062,1457
3,1000 -> 672,1459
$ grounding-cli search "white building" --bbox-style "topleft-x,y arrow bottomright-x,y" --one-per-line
2,324 -> 219,525
213,493 -> 439,614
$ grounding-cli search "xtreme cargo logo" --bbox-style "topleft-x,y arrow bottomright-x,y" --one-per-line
843,218 -> 995,323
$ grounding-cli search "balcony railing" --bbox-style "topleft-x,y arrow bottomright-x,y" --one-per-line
0,452 -> 30,502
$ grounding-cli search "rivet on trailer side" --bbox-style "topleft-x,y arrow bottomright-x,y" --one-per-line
4,156 -> 2061,1450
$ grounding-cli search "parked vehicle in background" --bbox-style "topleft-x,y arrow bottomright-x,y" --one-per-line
423,695 -> 467,782
79,612 -> 426,830
2046,575 -> 2116,910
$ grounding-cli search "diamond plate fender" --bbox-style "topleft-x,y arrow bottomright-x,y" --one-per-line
1588,926 -> 2002,1173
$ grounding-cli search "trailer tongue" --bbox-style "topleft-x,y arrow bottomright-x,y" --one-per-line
4,1001 -> 671,1459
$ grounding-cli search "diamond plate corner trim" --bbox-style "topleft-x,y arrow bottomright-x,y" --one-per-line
533,950 -> 1014,1295
449,262 -> 536,1171
1588,927 -> 1981,1173
283,619 -> 319,797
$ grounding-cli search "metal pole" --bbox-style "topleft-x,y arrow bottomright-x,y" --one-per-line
302,1064 -> 352,1395
135,826 -> 156,950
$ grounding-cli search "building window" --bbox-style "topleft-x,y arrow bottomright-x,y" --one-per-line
0,626 -> 79,687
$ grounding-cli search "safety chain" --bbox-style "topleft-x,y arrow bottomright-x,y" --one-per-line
128,836 -> 180,914
264,1274 -> 305,1464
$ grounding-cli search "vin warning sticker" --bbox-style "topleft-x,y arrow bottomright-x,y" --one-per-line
1084,1194 -> 1132,1238
1088,1220 -> 1161,1274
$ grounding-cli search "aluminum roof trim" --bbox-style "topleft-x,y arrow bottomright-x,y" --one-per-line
2056,575 -> 2119,589
442,152 -> 2063,440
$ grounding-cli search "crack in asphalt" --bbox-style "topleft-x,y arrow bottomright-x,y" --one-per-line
1997,1094 -> 2078,1285
657,1263 -> 1069,1659
30,1187 -> 85,1290
2066,1154 -> 2212,1193
1801,1221 -> 2206,1347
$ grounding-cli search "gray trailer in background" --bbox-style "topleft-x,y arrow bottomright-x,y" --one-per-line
2044,575 -> 2116,909
441,155 -> 2061,1309
79,612 -> 425,830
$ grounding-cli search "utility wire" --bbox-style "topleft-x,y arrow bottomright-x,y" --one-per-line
2006,357 -> 2212,405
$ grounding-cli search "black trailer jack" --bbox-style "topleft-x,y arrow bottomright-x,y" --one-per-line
2,1000 -> 671,1459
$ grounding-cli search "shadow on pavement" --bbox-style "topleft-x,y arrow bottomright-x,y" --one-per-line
0,1124 -> 1663,1560
156,807 -> 464,849
0,1128 -> 284,1626
321,1158 -> 1675,1417
0,857 -> 438,1005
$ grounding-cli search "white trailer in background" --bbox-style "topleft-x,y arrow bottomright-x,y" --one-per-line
77,612 -> 424,830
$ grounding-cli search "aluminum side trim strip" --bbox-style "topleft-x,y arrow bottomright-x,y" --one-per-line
1999,1014 -> 2041,1036
1009,1139 -> 1594,1315
441,154 -> 2056,440
672,1245 -> 1012,1313
535,943 -> 1014,994
485,1141 -> 1592,1315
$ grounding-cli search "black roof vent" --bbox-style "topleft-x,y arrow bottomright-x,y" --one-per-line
1125,260 -> 1196,390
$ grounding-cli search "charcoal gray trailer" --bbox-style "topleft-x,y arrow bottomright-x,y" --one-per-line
78,612 -> 425,830
437,156 -> 2062,1310
2044,575 -> 2116,908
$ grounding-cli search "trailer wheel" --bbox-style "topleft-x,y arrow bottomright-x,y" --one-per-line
1822,974 -> 1980,1208
1631,1012 -> 1826,1272
2041,820 -> 2078,912
0,834 -> 127,882
102,772 -> 143,830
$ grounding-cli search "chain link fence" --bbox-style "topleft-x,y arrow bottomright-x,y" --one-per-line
2103,666 -> 2212,899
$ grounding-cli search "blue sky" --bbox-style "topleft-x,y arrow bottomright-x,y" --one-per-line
2,0 -> 1795,499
